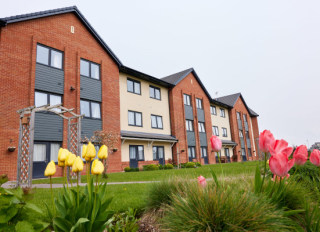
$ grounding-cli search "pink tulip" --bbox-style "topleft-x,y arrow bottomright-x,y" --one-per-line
272,173 -> 290,182
269,139 -> 293,157
310,149 -> 320,166
210,135 -> 222,152
269,152 -> 295,177
293,145 -> 308,165
197,175 -> 207,187
259,130 -> 275,153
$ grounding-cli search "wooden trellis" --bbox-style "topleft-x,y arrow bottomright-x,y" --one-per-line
16,104 -> 82,187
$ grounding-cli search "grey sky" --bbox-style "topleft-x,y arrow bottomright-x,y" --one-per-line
1,0 -> 319,147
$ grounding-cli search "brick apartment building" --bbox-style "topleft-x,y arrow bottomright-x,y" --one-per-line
0,6 -> 260,180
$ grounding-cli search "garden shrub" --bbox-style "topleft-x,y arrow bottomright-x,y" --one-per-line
185,162 -> 196,168
0,174 -> 8,186
124,167 -> 131,172
195,162 -> 201,167
164,164 -> 174,169
106,208 -> 139,232
124,167 -> 139,172
158,164 -> 164,170
143,164 -> 159,171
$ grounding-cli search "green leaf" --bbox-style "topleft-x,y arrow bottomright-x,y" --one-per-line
15,221 -> 35,232
44,202 -> 53,220
254,165 -> 262,194
210,168 -> 219,188
70,218 -> 89,232
53,217 -> 73,232
24,203 -> 43,214
283,209 -> 305,217
0,206 -> 18,223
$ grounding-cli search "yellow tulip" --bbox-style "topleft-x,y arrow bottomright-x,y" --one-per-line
86,142 -> 96,161
44,161 -> 56,176
82,144 -> 88,159
66,152 -> 76,167
91,159 -> 104,175
98,145 -> 108,160
72,156 -> 84,173
58,148 -> 68,162
58,160 -> 65,167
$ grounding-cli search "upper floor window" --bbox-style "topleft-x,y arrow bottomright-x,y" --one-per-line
151,115 -> 163,129
210,106 -> 217,115
36,44 -> 63,69
196,98 -> 203,109
127,78 -> 141,95
222,127 -> 228,137
186,120 -> 194,131
198,122 -> 205,133
236,112 -> 241,120
220,108 -> 225,117
80,100 -> 101,119
80,59 -> 100,80
183,94 -> 191,106
239,130 -> 244,138
213,126 -> 219,136
128,110 -> 142,127
35,91 -> 62,112
243,114 -> 247,123
149,86 -> 161,100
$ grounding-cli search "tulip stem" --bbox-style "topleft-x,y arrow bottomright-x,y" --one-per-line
50,176 -> 56,216
260,152 -> 268,192
77,173 -> 79,207
217,151 -> 224,185
95,175 -> 99,193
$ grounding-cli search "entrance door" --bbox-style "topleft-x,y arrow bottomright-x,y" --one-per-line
158,147 -> 165,166
129,146 -> 138,168
201,147 -> 208,164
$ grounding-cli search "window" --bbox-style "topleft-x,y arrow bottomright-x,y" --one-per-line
188,146 -> 196,159
153,146 -> 164,160
239,130 -> 244,138
212,126 -> 219,136
186,120 -> 194,131
128,111 -> 142,127
236,112 -> 241,120
36,44 -> 63,69
80,59 -> 100,79
80,100 -> 101,119
196,98 -> 203,109
220,108 -> 225,117
151,115 -> 163,129
35,91 -> 62,112
150,86 -> 161,100
241,148 -> 246,157
248,148 -> 252,157
245,131 -> 250,139
129,145 -> 144,161
50,143 -> 61,162
198,122 -> 205,133
201,147 -> 207,158
183,94 -> 191,106
210,106 -> 217,115
222,128 -> 227,137
127,78 -> 141,94
34,142 -> 61,163
243,114 -> 247,123
225,148 -> 230,157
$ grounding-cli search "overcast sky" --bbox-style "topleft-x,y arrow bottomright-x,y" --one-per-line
1,0 -> 319,147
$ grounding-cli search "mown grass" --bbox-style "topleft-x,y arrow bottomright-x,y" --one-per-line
33,161 -> 259,184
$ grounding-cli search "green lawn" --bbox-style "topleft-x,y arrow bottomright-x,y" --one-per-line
33,161 -> 259,184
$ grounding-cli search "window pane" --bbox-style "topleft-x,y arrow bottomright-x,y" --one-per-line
186,120 -> 189,131
134,82 -> 140,94
34,144 -> 46,162
157,116 -> 163,128
158,147 -> 164,158
153,147 -> 157,160
51,50 -> 62,69
183,95 -> 187,105
138,146 -> 144,160
91,63 -> 100,79
155,89 -> 160,99
129,146 -> 136,159
80,60 -> 89,76
80,100 -> 90,117
50,94 -> 62,112
203,148 -> 207,157
35,92 -> 48,107
36,45 -> 49,65
151,115 -> 157,128
91,102 -> 101,119
128,111 -> 135,125
127,80 -> 133,92
135,113 -> 142,126
150,87 -> 155,98
188,147 -> 191,157
50,143 -> 60,162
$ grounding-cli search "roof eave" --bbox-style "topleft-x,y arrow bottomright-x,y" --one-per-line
0,19 -> 7,27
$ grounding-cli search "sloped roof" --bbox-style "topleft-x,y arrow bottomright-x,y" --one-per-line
161,68 -> 212,100
0,6 -> 122,66
121,130 -> 177,141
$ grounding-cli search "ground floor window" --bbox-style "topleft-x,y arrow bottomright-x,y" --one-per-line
129,145 -> 144,161
153,146 -> 164,160
248,148 -> 252,157
225,147 -> 230,162
188,146 -> 196,160
200,147 -> 207,158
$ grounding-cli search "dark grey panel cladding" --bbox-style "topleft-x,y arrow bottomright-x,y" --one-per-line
35,64 -> 64,94
199,133 -> 207,146
186,131 -> 196,146
81,118 -> 102,139
184,105 -> 193,120
197,109 -> 205,122
34,112 -> 63,141
80,76 -> 102,102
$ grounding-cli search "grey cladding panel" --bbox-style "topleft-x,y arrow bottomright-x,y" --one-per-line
186,131 -> 196,146
197,109 -> 205,122
34,112 -> 63,141
80,76 -> 102,102
184,105 -> 193,120
81,118 -> 102,139
199,133 -> 207,146
35,64 -> 64,94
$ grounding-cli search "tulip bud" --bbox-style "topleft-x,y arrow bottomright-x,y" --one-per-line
98,145 -> 108,160
58,148 -> 68,162
197,175 -> 207,187
293,145 -> 308,166
82,144 -> 87,159
66,152 -> 76,167
91,159 -> 104,175
72,156 -> 84,173
44,160 -> 56,176
310,149 -> 320,167
58,160 -> 65,167
210,135 -> 222,152
86,142 -> 96,161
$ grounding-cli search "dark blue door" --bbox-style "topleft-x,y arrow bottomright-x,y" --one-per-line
241,148 -> 247,162
158,147 -> 165,166
129,146 -> 138,168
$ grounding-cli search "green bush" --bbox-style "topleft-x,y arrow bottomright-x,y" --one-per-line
124,167 -> 139,172
195,162 -> 201,167
124,167 -> 131,172
164,164 -> 174,169
106,208 -> 139,232
143,164 -> 159,171
185,162 -> 196,168
158,164 -> 164,170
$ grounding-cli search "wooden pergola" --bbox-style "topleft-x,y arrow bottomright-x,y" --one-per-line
16,104 -> 82,187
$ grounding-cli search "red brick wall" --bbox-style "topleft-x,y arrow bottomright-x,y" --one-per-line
169,72 -> 214,165
0,13 -> 121,180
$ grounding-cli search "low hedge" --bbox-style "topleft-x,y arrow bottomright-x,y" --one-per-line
124,167 -> 140,172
